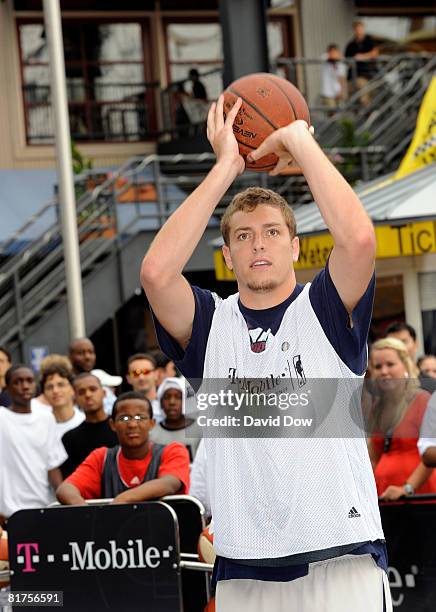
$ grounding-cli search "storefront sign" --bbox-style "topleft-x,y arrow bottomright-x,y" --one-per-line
214,220 -> 436,278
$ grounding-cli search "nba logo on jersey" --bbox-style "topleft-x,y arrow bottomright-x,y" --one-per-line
293,354 -> 306,386
249,327 -> 272,353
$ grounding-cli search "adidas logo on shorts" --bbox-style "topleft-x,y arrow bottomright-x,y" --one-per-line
348,506 -> 361,518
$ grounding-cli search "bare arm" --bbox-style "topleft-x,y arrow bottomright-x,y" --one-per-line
380,462 -> 434,501
48,468 -> 63,491
248,122 -> 376,313
141,96 -> 244,348
56,482 -> 87,506
355,48 -> 379,60
110,475 -> 182,504
423,447 -> 436,467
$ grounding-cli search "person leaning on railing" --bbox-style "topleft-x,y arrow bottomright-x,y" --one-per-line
56,392 -> 190,506
366,338 -> 436,501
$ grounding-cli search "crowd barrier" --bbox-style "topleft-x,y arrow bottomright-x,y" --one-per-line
1,495 -> 436,610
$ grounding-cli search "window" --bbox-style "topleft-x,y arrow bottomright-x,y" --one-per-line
18,20 -> 156,144
163,17 -> 294,130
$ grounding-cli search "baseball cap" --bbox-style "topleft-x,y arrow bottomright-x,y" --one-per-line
91,368 -> 122,387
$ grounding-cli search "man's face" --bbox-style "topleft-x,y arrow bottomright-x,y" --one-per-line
111,399 -> 155,449
43,373 -> 74,410
69,339 -> 96,373
0,350 -> 11,380
161,388 -> 183,421
419,356 -> 436,379
222,205 -> 299,294
127,359 -> 156,395
387,330 -> 418,362
7,367 -> 36,406
74,375 -> 105,414
354,22 -> 365,40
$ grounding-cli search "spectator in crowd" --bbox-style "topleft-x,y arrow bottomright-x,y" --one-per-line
41,363 -> 85,439
189,68 -> 208,101
69,337 -> 96,375
366,338 -> 436,500
150,377 -> 201,461
417,355 -> 436,380
150,349 -> 177,389
418,391 -> 436,467
344,20 -> 378,106
0,365 -> 66,522
61,372 -> 117,477
0,346 -> 12,407
385,322 -> 418,363
126,353 -> 162,420
31,354 -> 74,411
321,44 -> 347,110
386,322 -> 436,393
56,392 -> 190,505
190,439 -> 211,518
69,337 -> 116,414
91,368 -> 122,397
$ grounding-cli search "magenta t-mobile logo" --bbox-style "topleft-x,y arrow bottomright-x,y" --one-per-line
16,543 -> 40,573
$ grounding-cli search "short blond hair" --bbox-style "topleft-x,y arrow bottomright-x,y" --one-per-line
220,187 -> 296,246
39,354 -> 73,376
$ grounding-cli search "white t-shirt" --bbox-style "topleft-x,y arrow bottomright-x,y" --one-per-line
321,55 -> 347,98
55,407 -> 85,440
418,391 -> 436,455
0,407 -> 68,518
189,439 -> 211,516
31,397 -> 52,412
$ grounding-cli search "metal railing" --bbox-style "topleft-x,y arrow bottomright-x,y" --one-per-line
23,81 -> 160,144
310,53 -> 436,169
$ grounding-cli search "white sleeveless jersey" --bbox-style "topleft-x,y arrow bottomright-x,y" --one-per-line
201,284 -> 384,560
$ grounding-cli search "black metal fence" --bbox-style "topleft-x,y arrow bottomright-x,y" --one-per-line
22,81 -> 160,144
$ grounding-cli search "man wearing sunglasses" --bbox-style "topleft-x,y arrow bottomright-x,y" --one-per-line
56,391 -> 190,505
126,353 -> 162,421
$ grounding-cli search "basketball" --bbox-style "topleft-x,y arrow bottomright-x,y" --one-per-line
223,72 -> 310,172
197,524 -> 216,565
0,527 -> 9,588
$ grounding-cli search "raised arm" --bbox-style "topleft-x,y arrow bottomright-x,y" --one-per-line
141,96 -> 244,348
249,121 -> 376,313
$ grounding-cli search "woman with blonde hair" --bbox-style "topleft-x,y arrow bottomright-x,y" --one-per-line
367,337 -> 436,500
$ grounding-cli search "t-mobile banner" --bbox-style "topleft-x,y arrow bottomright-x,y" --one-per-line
380,499 -> 436,610
7,502 -> 182,612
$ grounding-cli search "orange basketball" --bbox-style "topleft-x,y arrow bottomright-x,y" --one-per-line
198,524 -> 216,565
0,527 -> 9,587
223,72 -> 310,172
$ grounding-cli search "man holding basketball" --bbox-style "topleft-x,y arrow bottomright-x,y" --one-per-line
141,95 -> 391,611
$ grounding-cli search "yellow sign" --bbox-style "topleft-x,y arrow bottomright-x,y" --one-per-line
395,76 -> 436,179
214,220 -> 436,279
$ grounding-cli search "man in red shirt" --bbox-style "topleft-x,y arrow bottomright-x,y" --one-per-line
56,392 -> 190,505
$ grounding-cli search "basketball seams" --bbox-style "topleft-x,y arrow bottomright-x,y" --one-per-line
263,75 -> 298,122
228,86 -> 279,131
